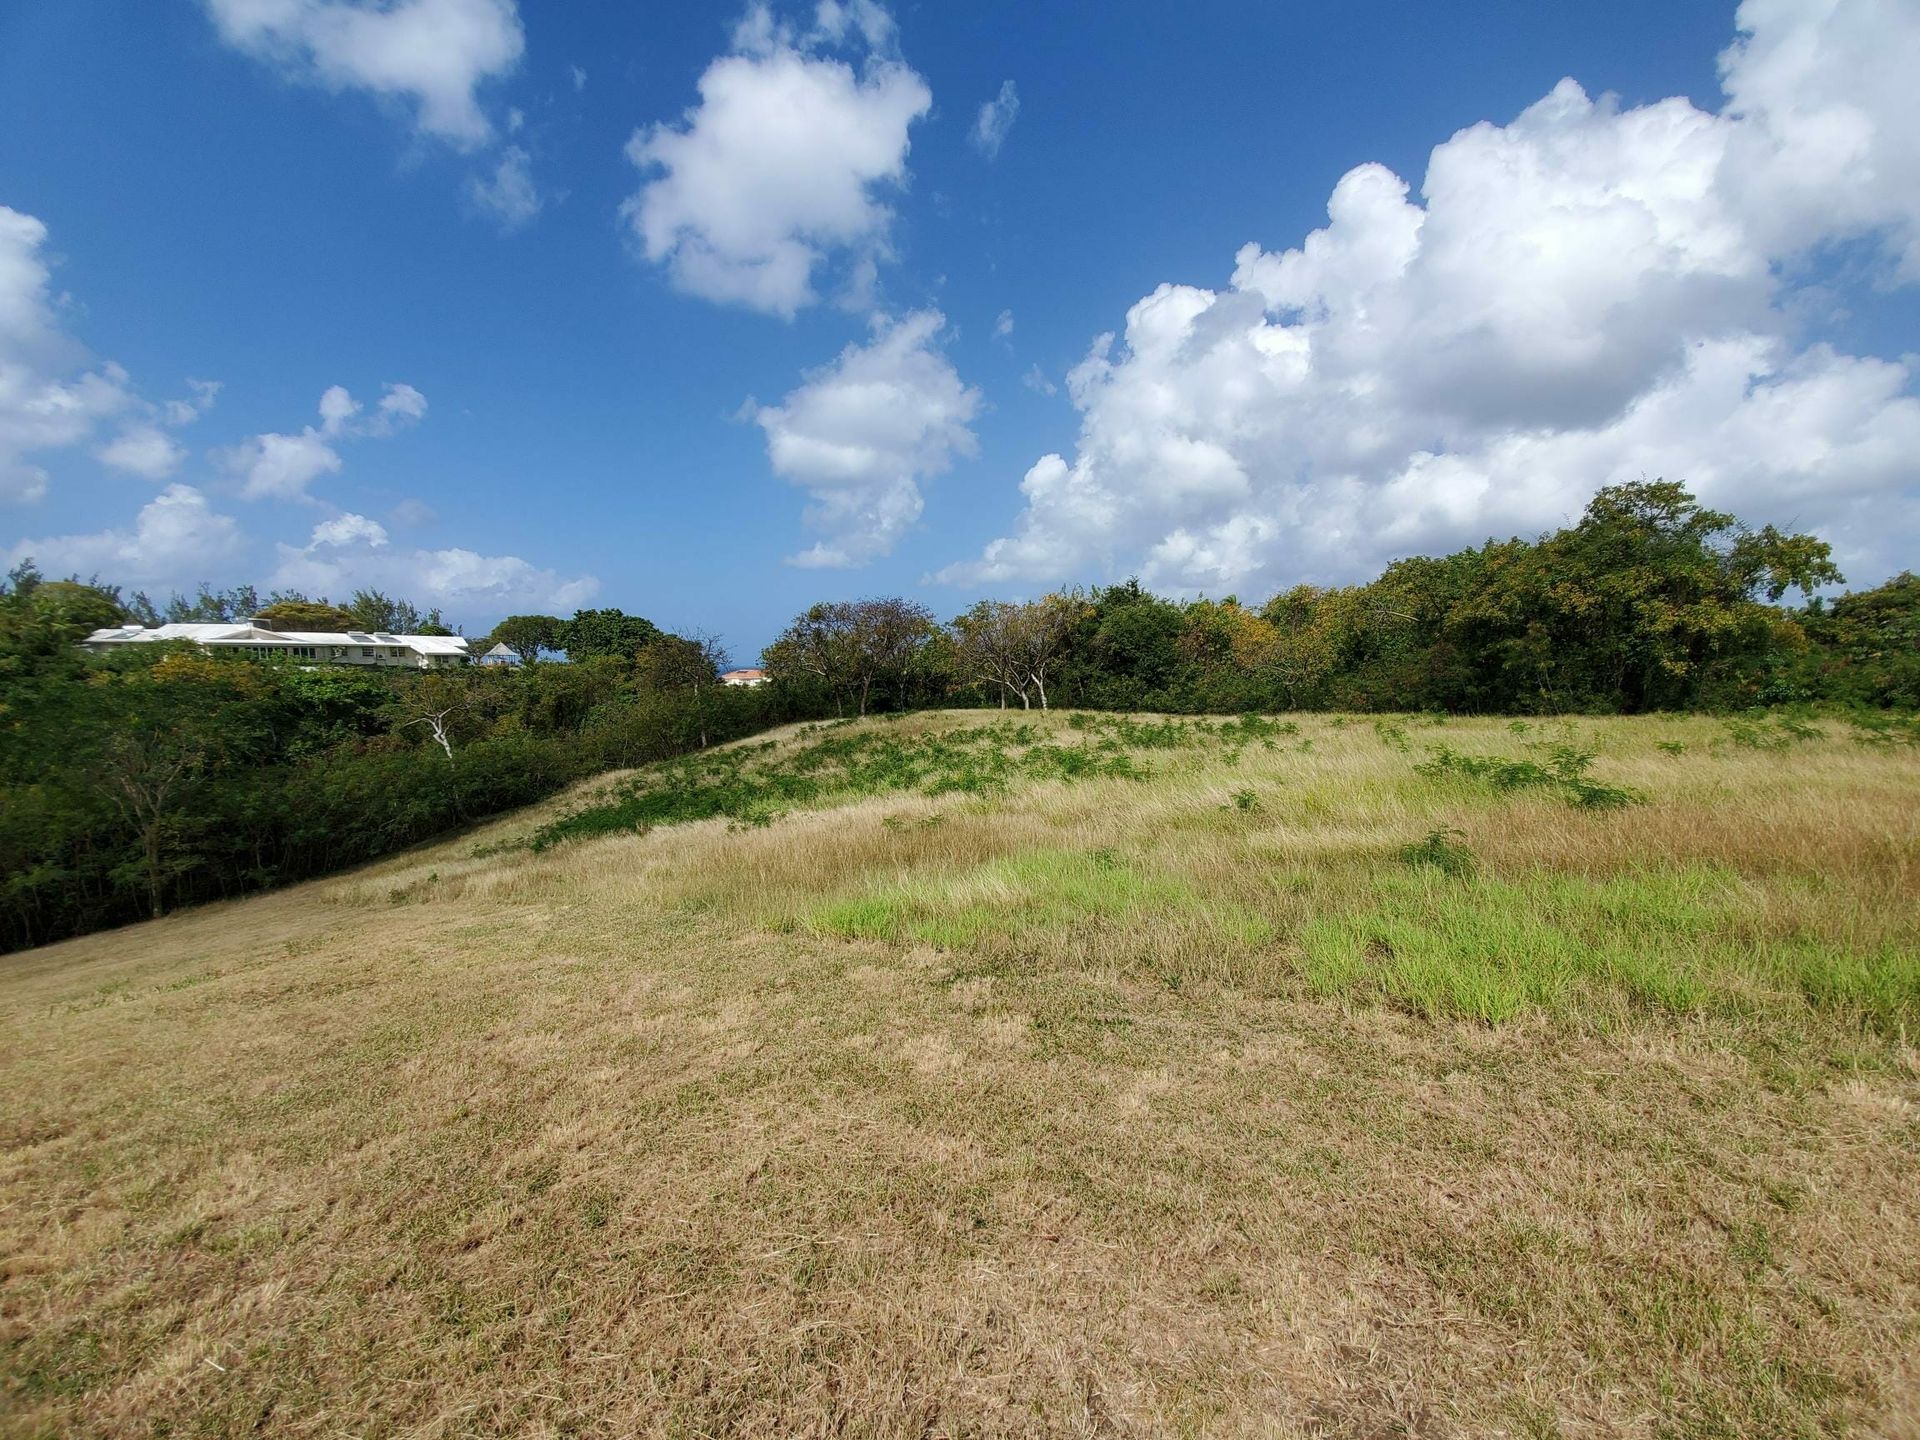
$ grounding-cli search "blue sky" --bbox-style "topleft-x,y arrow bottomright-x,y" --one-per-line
2,0 -> 1916,655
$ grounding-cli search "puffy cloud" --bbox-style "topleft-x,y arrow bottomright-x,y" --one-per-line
97,425 -> 187,480
309,511 -> 389,547
0,206 -> 138,502
993,309 -> 1014,338
220,428 -> 343,501
811,0 -> 895,50
751,309 -> 979,567
202,0 -> 524,149
1718,0 -> 1920,277
971,79 -> 1019,159
368,381 -> 427,434
318,384 -> 359,435
219,381 -> 425,500
468,145 -> 541,231
3,485 -> 244,587
272,515 -> 599,613
942,0 -> 1920,594
620,3 -> 931,317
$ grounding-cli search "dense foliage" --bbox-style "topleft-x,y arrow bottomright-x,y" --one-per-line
757,483 -> 1891,718
0,578 -> 822,951
2,480 -> 1912,951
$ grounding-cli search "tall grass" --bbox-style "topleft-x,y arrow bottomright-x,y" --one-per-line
527,715 -> 1173,849
6,707 -> 1920,1438
477,708 -> 1920,1038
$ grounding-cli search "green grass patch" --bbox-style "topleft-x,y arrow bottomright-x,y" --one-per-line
807,848 -> 1274,956
526,709 -> 1307,852
1300,866 -> 1918,1031
527,719 -> 1178,850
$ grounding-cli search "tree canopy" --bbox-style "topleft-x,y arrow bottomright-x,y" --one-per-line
561,608 -> 663,660
485,614 -> 564,663
254,600 -> 359,631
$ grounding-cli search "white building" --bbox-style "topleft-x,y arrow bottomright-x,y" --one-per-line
82,621 -> 471,668
720,667 -> 769,687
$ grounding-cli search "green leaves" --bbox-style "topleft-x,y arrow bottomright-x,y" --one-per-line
1415,741 -> 1644,810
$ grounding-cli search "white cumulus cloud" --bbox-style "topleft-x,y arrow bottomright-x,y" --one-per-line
0,207 -> 139,503
219,381 -> 426,501
3,485 -> 244,588
620,2 -> 932,317
751,309 -> 980,567
221,429 -> 343,502
273,516 -> 599,613
941,0 -> 1920,594
971,79 -> 1019,159
97,425 -> 187,481
309,511 -> 390,547
203,0 -> 525,149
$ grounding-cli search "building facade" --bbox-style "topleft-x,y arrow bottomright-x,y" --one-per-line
82,621 -> 472,668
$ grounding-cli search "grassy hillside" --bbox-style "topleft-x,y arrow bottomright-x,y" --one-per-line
3,710 -> 1918,1437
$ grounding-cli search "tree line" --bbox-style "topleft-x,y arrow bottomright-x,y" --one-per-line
2,480 -> 1913,952
742,482 -> 1913,717
0,579 -> 818,952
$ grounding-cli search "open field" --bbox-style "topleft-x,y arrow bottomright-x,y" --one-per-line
3,709 -> 1919,1437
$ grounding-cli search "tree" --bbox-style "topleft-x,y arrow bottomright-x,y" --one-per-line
1796,572 -> 1920,707
254,599 -> 358,630
764,599 -> 933,716
88,652 -> 268,919
23,579 -> 127,638
0,559 -> 40,602
851,598 -> 936,715
487,614 -> 564,664
1,566 -> 132,638
1011,593 -> 1089,710
159,583 -> 262,623
1063,580 -> 1188,709
393,672 -> 478,762
950,600 -> 1030,707
950,594 -> 1087,709
101,728 -> 208,918
345,589 -> 447,635
636,631 -> 729,746
561,608 -> 663,661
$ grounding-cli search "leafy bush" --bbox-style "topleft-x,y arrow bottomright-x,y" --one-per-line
1400,826 -> 1476,876
531,721 -> 1155,851
1415,743 -> 1643,810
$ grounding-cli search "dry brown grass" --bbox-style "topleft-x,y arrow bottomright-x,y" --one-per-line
4,710 -> 1919,1437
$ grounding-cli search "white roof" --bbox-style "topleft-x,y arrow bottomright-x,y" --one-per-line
85,622 -> 251,643
84,622 -> 470,654
405,635 -> 471,655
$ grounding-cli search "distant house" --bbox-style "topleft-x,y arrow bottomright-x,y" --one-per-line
81,620 -> 471,668
721,668 -> 769,687
477,642 -> 521,666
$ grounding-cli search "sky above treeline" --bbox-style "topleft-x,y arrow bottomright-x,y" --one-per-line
2,0 -> 1917,652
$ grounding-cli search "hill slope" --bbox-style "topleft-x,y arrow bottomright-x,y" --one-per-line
4,710 -> 1919,1437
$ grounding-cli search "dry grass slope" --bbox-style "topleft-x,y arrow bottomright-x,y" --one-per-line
3,710 -> 1918,1438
